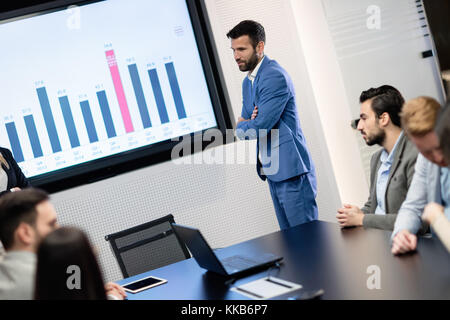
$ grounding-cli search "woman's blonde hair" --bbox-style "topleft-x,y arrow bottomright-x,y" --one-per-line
400,96 -> 441,137
0,153 -> 9,170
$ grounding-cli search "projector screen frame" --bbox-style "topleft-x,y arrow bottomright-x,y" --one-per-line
0,0 -> 234,193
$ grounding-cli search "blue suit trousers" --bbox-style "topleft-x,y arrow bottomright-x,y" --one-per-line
268,173 -> 318,230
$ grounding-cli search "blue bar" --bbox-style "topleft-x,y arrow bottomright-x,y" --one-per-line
128,64 -> 152,129
165,62 -> 187,119
24,115 -> 43,158
36,87 -> 62,153
58,96 -> 80,148
80,100 -> 99,143
5,122 -> 24,162
96,91 -> 116,138
148,69 -> 169,124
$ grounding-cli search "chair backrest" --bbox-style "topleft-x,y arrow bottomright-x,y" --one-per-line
105,214 -> 190,278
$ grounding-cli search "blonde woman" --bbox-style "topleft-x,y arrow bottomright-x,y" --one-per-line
0,147 -> 30,197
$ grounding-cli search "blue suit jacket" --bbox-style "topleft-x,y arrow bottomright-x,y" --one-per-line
236,56 -> 315,183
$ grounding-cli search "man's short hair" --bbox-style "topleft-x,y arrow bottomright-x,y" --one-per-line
226,20 -> 265,48
0,188 -> 49,250
359,85 -> 405,127
435,100 -> 450,162
401,96 -> 441,137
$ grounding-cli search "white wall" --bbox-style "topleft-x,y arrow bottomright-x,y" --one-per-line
288,0 -> 444,200
320,0 -> 446,179
289,0 -> 369,205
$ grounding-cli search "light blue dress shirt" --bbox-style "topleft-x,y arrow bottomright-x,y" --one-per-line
392,154 -> 442,237
375,132 -> 404,215
440,167 -> 450,219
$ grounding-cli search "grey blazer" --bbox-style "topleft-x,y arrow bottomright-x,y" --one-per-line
361,133 -> 418,230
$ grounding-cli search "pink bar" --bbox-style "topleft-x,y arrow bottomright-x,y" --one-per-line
105,49 -> 134,133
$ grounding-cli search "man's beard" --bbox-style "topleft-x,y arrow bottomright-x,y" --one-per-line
32,228 -> 44,252
365,129 -> 386,146
239,52 -> 259,72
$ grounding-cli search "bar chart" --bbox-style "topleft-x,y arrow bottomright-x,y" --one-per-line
5,122 -> 24,163
0,0 -> 217,178
2,46 -> 215,177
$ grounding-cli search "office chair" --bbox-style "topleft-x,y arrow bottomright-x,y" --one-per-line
105,214 -> 190,278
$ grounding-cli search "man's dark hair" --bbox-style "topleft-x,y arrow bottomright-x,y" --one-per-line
359,85 -> 405,127
0,188 -> 49,250
226,20 -> 265,48
435,100 -> 450,163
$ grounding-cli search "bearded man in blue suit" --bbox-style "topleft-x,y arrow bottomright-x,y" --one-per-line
227,20 -> 318,229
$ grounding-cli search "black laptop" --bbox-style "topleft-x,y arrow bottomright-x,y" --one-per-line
172,224 -> 283,277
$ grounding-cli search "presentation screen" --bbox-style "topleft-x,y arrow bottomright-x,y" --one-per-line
0,0 -> 228,190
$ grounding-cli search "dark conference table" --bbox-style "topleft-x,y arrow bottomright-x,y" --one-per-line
116,220 -> 450,300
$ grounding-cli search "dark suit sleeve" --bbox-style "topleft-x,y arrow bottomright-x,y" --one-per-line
360,197 -> 372,215
241,81 -> 252,120
236,81 -> 256,141
363,213 -> 397,230
360,152 -> 379,214
361,150 -> 398,230
405,148 -> 417,189
4,148 -> 31,189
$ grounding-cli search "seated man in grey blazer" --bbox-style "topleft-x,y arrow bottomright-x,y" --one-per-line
392,97 -> 449,255
336,85 -> 418,230
0,188 -> 58,300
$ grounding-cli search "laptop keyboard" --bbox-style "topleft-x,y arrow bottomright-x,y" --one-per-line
221,255 -> 259,271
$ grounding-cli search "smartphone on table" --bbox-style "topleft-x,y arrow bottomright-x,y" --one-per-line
122,275 -> 167,294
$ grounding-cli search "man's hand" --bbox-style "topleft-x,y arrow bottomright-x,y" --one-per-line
391,229 -> 417,255
237,117 -> 249,125
336,204 -> 364,227
237,106 -> 258,125
422,202 -> 444,225
105,282 -> 127,300
251,106 -> 258,120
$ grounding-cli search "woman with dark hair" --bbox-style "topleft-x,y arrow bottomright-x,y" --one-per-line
422,102 -> 450,252
0,147 -> 30,196
34,227 -> 126,300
